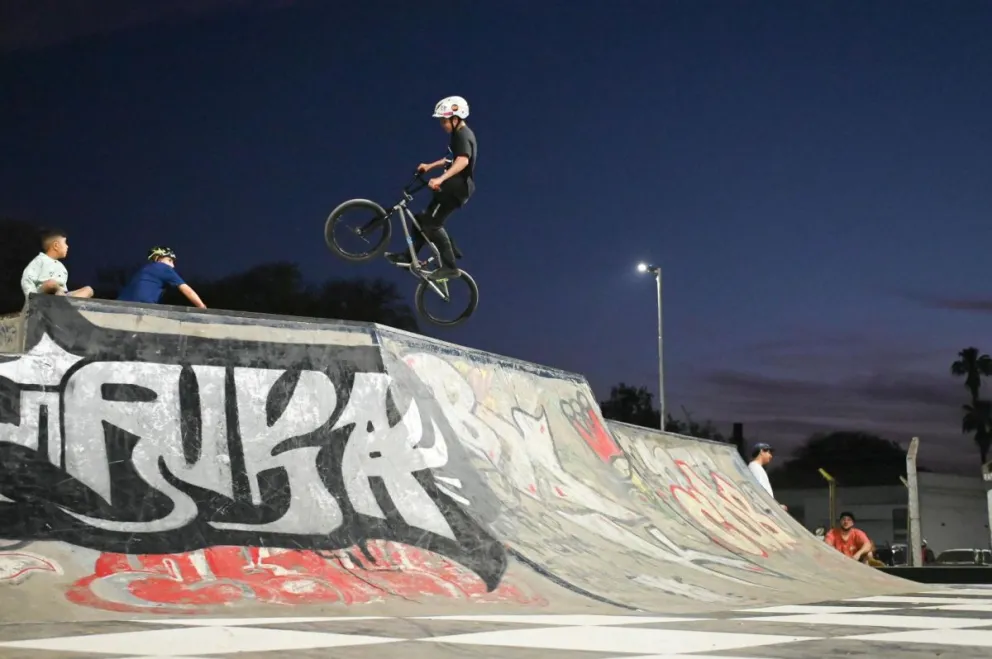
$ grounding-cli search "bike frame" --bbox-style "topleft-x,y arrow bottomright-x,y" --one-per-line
384,174 -> 451,300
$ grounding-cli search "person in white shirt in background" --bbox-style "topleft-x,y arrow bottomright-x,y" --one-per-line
20,228 -> 93,300
748,442 -> 787,511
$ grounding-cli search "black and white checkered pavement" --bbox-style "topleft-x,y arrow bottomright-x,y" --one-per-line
2,586 -> 992,658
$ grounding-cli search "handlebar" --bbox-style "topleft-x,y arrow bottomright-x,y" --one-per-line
403,170 -> 431,196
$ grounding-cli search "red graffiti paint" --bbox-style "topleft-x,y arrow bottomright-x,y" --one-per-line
0,551 -> 62,584
66,541 -> 545,614
669,460 -> 795,558
561,394 -> 622,463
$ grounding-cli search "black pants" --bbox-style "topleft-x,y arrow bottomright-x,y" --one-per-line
412,191 -> 464,267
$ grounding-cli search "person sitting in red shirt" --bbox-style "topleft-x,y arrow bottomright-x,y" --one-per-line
825,511 -> 873,562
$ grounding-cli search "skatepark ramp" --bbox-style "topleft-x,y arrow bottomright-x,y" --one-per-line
0,296 -> 920,622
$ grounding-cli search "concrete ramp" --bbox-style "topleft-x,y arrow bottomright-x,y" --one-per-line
0,297 -> 919,623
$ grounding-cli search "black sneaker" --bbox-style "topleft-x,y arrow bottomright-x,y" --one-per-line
385,252 -> 413,266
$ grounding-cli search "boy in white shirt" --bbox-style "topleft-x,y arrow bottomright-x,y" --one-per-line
20,228 -> 93,300
748,442 -> 787,510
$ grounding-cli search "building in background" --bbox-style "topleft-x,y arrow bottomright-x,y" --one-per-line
776,473 -> 990,555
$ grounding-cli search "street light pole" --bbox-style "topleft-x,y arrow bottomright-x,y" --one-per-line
637,262 -> 665,430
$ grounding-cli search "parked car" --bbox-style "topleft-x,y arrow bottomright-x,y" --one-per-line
934,549 -> 992,566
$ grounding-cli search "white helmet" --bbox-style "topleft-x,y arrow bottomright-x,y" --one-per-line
432,95 -> 469,119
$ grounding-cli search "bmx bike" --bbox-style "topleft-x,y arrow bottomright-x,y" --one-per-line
324,172 -> 479,327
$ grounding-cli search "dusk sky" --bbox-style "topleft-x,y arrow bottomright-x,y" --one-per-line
2,1 -> 991,473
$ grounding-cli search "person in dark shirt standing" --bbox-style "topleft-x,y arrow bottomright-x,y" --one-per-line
117,246 -> 207,308
385,95 -> 477,280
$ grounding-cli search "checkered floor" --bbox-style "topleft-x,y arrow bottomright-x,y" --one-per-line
2,587 -> 992,658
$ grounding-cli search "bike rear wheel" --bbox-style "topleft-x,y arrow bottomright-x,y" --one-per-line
325,199 -> 392,262
415,269 -> 480,327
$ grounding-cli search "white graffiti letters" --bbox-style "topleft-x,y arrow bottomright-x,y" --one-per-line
0,334 -> 80,465
337,373 -> 454,539
1,334 -> 455,541
212,368 -> 342,534
0,390 -> 61,458
62,361 -> 232,532
405,354 -> 636,520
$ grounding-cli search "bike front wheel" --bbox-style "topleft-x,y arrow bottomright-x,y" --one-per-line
325,199 -> 392,262
415,269 -> 480,327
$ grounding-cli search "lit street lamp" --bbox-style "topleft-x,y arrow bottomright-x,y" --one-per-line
636,262 -> 665,430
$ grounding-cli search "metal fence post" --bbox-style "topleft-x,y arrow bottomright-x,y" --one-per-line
982,459 -> 992,551
818,468 -> 836,527
907,437 -> 922,567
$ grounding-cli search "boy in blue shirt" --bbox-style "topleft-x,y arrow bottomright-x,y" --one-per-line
117,246 -> 207,308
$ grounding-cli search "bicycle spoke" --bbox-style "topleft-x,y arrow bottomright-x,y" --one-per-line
426,279 -> 450,301
325,199 -> 391,261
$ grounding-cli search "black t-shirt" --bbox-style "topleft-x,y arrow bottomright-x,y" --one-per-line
441,124 -> 477,203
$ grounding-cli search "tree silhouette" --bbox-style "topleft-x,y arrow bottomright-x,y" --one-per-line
961,400 -> 992,464
666,409 -> 727,443
951,347 -> 992,464
305,277 -> 418,330
769,430 -> 923,488
599,382 -> 726,442
951,347 -> 992,402
0,218 -> 44,315
93,266 -> 135,301
600,383 -> 661,429
97,261 -> 420,333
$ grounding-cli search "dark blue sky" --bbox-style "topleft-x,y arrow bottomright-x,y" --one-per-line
2,0 -> 991,471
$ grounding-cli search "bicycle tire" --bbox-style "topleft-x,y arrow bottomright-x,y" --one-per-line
324,198 -> 392,262
415,269 -> 480,327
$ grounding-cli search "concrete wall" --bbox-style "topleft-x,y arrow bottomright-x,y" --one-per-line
920,474 -> 991,551
775,486 -> 904,543
0,311 -> 23,354
0,297 -> 524,614
0,296 -> 917,621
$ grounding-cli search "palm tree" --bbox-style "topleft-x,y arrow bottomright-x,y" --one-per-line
961,400 -> 992,464
950,347 -> 992,403
952,348 -> 992,465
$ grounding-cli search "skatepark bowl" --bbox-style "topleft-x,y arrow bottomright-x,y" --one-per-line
0,296 -> 930,656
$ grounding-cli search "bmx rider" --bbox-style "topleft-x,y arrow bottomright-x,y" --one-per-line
384,95 -> 477,281
117,246 -> 207,308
